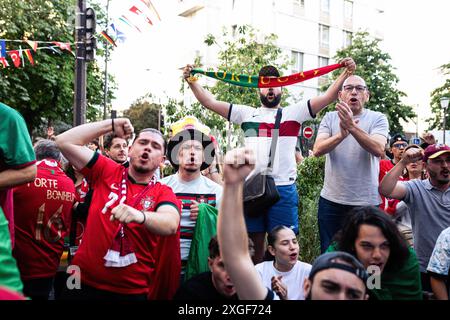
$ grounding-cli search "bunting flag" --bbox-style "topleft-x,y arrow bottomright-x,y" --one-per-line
19,46 -> 25,67
0,57 -> 9,68
52,41 -> 72,52
8,50 -> 21,68
26,40 -> 38,52
0,40 -> 6,57
100,31 -> 117,47
23,49 -> 34,66
100,0 -> 161,47
190,63 -> 344,88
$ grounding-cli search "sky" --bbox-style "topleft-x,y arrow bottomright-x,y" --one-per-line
105,0 -> 450,136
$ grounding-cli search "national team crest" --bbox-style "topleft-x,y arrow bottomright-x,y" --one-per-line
141,196 -> 155,211
196,195 -> 207,204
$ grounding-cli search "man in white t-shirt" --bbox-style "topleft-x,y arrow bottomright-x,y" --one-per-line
183,58 -> 356,263
160,117 -> 223,280
313,75 -> 389,252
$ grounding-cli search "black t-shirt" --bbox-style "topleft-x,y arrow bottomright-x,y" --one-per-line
173,272 -> 238,300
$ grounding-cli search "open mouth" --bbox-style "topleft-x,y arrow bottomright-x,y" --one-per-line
141,153 -> 149,160
267,92 -> 275,100
289,253 -> 298,260
350,97 -> 358,103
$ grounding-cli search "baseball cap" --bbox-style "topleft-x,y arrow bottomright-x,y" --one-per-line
309,252 -> 368,284
423,144 -> 450,162
389,134 -> 408,147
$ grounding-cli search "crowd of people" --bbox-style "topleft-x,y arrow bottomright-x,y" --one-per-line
0,57 -> 448,301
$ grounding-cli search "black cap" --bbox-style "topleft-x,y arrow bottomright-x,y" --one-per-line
309,252 -> 368,284
389,134 -> 408,147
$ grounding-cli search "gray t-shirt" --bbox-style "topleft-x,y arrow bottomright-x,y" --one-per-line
403,179 -> 450,272
318,109 -> 389,205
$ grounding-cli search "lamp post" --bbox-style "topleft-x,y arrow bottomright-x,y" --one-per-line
441,97 -> 449,145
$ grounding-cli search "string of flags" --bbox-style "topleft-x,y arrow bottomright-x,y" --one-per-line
100,0 -> 161,47
0,39 -> 73,68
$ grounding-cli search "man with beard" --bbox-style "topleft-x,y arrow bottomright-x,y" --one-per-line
160,117 -> 222,280
313,75 -> 389,253
378,134 -> 409,215
217,147 -> 368,300
103,133 -> 129,165
183,58 -> 356,263
380,144 -> 450,294
55,119 -> 181,300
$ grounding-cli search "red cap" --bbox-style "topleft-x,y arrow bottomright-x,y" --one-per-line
423,144 -> 450,162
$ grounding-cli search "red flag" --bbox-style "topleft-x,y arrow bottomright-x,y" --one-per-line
0,57 -> 9,68
26,40 -> 38,52
52,42 -> 72,52
8,50 -> 21,68
24,50 -> 34,66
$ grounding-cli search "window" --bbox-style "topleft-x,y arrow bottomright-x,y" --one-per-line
291,51 -> 304,74
344,0 -> 353,20
343,31 -> 352,47
321,0 -> 330,13
293,0 -> 305,15
318,56 -> 329,68
319,24 -> 330,48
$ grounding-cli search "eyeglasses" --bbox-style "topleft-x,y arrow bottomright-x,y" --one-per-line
392,143 -> 408,148
343,85 -> 367,92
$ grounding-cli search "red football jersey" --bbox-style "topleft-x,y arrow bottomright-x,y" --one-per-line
13,159 -> 75,280
378,159 -> 406,215
73,154 -> 180,295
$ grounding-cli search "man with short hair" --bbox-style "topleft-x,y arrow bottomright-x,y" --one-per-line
103,133 -> 129,165
217,147 -> 368,300
183,58 -> 356,263
380,144 -> 450,292
160,117 -> 222,279
313,75 -> 389,252
13,139 -> 75,300
0,102 -> 37,294
173,235 -> 252,300
56,119 -> 181,300
378,134 -> 409,215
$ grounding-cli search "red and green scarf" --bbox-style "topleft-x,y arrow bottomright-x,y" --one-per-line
191,63 -> 343,88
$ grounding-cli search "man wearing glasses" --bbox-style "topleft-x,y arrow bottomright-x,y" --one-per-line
313,75 -> 389,252
378,134 -> 409,215
380,144 -> 450,294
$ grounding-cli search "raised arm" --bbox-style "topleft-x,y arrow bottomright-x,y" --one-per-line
313,122 -> 349,157
0,165 -> 36,189
183,64 -> 231,119
218,148 -> 268,300
55,118 -> 134,170
309,57 -> 355,115
379,148 -> 423,200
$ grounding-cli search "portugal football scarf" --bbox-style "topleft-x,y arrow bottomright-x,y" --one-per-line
103,170 -> 157,268
190,63 -> 343,88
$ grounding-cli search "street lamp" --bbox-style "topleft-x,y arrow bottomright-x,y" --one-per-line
441,97 -> 449,145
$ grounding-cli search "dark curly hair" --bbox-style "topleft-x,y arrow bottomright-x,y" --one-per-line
258,65 -> 280,78
333,206 -> 410,273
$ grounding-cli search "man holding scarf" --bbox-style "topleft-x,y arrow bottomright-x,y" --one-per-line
56,119 -> 181,300
183,58 -> 356,263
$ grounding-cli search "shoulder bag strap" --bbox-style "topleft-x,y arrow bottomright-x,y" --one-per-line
267,108 -> 282,171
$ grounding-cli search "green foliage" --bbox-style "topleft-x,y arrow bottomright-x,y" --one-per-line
123,94 -> 161,133
0,0 -> 114,133
296,156 -> 325,263
325,32 -> 415,134
427,63 -> 450,130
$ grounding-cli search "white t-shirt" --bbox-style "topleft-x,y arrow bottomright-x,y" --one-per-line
318,109 -> 389,205
255,260 -> 312,300
229,101 -> 314,185
160,173 -> 223,260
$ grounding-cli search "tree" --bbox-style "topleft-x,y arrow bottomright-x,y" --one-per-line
427,63 -> 450,130
326,32 -> 415,134
0,0 -> 114,134
123,94 -> 161,133
167,25 -> 291,150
